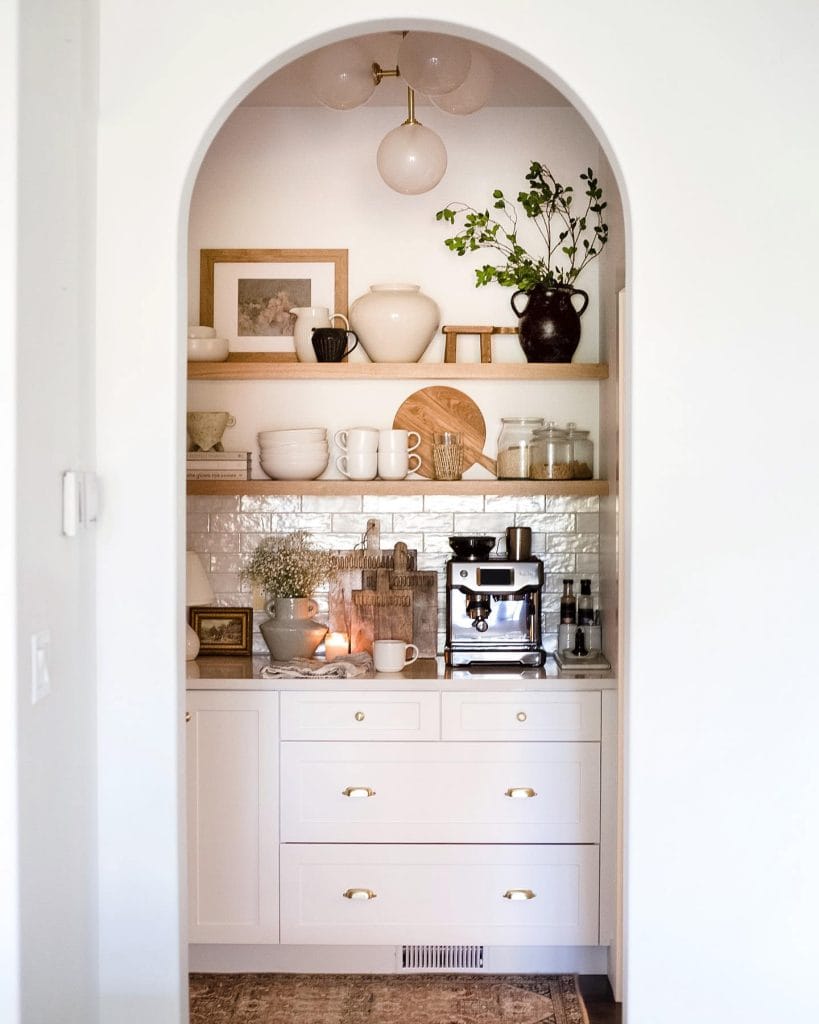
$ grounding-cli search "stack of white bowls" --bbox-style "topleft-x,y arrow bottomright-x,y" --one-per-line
258,428 -> 329,480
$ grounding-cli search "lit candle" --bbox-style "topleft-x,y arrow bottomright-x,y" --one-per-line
324,632 -> 349,662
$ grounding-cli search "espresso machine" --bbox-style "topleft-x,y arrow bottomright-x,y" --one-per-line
445,532 -> 545,667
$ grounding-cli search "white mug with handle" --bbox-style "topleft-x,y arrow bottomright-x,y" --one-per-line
336,451 -> 378,480
377,449 -> 422,480
373,640 -> 420,672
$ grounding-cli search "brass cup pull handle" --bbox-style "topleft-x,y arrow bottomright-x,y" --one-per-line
505,787 -> 537,799
343,888 -> 377,901
342,786 -> 376,799
354,711 -> 365,722
516,711 -> 527,722
503,889 -> 536,901
185,711 -> 191,723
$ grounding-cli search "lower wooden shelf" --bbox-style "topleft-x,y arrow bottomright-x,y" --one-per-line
187,479 -> 609,497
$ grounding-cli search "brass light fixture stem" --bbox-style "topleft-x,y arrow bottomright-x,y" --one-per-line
372,62 -> 400,85
403,86 -> 419,125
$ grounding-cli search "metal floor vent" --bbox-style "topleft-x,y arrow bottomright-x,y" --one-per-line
400,945 -> 485,971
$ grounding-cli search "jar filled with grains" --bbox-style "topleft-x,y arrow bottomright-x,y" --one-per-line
496,417 -> 544,479
530,422 -> 573,480
566,422 -> 594,480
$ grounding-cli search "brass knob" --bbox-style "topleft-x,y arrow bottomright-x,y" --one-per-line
185,711 -> 191,723
354,711 -> 365,722
503,889 -> 536,900
516,711 -> 527,722
342,786 -> 376,799
343,888 -> 377,900
505,787 -> 537,799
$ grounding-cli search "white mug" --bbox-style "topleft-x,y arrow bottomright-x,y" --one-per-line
377,449 -> 422,480
334,427 -> 379,453
378,428 -> 421,452
336,451 -> 378,480
373,639 -> 419,672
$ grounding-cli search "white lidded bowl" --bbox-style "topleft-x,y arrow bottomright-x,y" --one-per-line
258,427 -> 327,444
260,451 -> 329,480
187,325 -> 217,338
187,335 -> 229,361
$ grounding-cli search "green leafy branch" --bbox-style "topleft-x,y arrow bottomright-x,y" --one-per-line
435,162 -> 609,290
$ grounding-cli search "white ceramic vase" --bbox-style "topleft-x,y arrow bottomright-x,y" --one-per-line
259,597 -> 327,661
349,283 -> 440,363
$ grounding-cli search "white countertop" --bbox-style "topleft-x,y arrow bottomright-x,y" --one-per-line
186,655 -> 617,692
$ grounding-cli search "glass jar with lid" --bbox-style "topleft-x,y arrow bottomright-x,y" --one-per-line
566,422 -> 594,479
530,422 -> 573,480
496,417 -> 544,479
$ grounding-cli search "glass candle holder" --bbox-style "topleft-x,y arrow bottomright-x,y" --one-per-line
323,631 -> 349,661
432,431 -> 464,481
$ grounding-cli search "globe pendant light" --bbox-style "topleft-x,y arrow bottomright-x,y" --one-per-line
306,39 -> 376,110
430,46 -> 494,115
397,31 -> 471,96
376,87 -> 447,195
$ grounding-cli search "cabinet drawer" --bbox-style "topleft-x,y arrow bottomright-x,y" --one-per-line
442,691 -> 600,741
280,843 -> 599,946
281,741 -> 600,844
280,691 -> 439,741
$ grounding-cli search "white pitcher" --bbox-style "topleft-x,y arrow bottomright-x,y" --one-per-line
291,306 -> 350,363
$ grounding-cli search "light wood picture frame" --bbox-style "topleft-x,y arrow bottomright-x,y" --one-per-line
199,248 -> 348,355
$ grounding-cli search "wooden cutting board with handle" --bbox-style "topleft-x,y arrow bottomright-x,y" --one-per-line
329,519 -> 416,639
351,568 -> 413,655
362,542 -> 438,658
392,385 -> 497,478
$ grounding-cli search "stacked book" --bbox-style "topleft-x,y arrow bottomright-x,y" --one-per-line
187,450 -> 251,480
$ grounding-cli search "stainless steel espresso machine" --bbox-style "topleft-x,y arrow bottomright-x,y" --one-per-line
445,532 -> 544,667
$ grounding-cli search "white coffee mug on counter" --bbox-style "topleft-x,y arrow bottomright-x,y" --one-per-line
377,449 -> 422,480
336,451 -> 378,480
378,428 -> 420,452
373,639 -> 419,672
334,427 -> 379,453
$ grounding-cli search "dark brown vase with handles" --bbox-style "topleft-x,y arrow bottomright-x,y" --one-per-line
510,283 -> 589,363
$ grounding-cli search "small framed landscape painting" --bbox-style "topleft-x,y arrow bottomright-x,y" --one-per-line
189,606 -> 254,657
199,248 -> 348,354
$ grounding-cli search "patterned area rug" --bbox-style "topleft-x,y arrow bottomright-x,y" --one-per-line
189,974 -> 589,1024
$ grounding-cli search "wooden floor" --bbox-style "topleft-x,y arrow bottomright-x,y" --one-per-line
579,975 -> 622,1024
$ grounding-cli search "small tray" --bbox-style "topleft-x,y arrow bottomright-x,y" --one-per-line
554,649 -> 611,671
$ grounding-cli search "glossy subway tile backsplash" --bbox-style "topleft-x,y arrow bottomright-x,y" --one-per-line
187,494 -> 600,656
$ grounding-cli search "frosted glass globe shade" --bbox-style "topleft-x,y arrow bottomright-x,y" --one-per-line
307,40 -> 375,110
430,48 -> 494,114
397,32 -> 471,96
376,123 -> 447,195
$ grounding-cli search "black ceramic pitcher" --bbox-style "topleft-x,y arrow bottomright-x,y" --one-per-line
510,283 -> 589,363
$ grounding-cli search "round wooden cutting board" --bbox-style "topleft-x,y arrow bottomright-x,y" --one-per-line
392,386 -> 497,478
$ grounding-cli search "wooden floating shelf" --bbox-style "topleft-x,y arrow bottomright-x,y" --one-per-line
187,479 -> 609,498
188,359 -> 609,382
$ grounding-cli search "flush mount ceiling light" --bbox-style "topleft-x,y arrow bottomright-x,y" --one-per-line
306,32 -> 493,195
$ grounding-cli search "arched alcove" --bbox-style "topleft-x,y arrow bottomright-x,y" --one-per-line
182,19 -> 628,1013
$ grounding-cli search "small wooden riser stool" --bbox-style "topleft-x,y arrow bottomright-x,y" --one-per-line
442,325 -> 519,364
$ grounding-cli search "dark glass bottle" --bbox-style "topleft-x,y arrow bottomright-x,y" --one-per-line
578,579 -> 594,625
560,579 -> 576,624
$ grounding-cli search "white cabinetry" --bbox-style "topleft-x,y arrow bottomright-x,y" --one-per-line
278,688 -> 603,947
186,690 -> 279,943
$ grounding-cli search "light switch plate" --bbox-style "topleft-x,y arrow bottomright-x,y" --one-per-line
62,470 -> 99,536
31,629 -> 51,703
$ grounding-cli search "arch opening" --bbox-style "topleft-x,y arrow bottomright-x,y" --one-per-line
180,15 -> 629,1013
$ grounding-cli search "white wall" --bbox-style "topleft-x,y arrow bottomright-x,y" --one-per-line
189,105 -> 603,361
8,1 -> 99,1022
0,1 -> 21,1019
90,2 -> 819,1023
